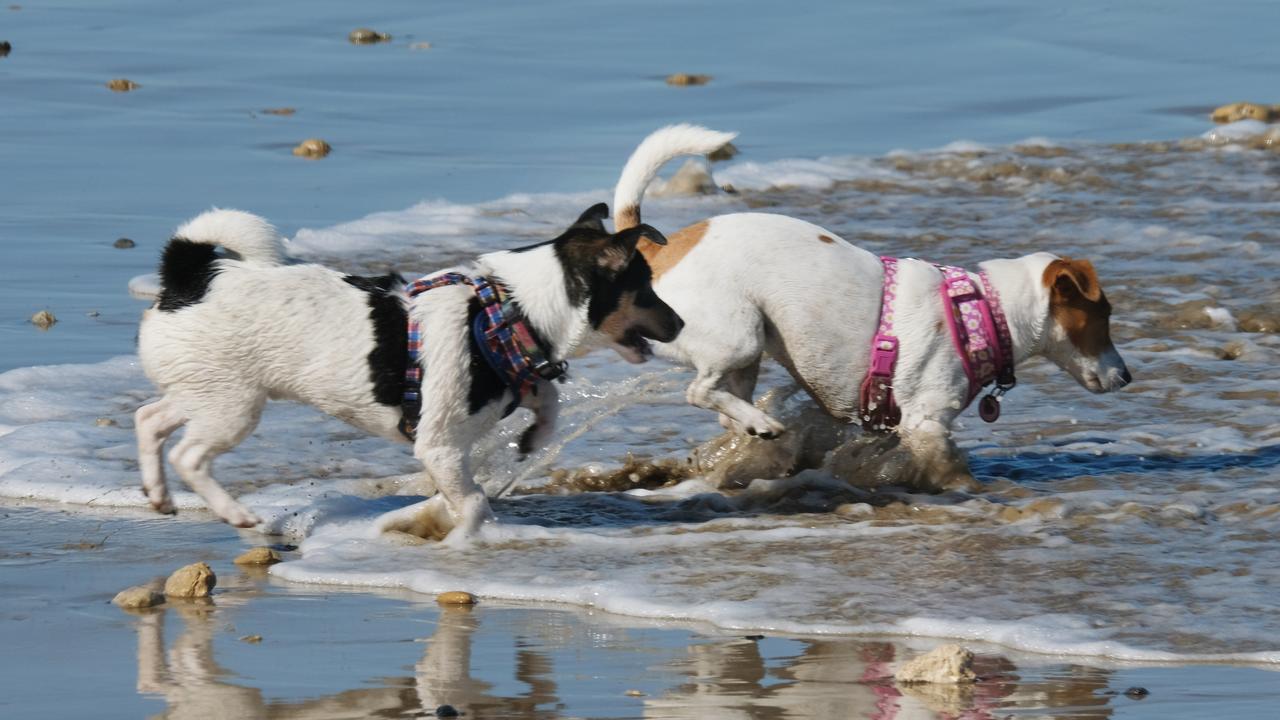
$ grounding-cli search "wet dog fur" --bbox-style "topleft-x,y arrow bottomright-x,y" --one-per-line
135,205 -> 681,536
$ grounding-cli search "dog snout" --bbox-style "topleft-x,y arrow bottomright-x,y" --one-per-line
668,312 -> 685,339
1104,364 -> 1132,391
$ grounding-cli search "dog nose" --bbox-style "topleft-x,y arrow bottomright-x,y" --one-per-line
663,313 -> 684,339
1120,368 -> 1132,385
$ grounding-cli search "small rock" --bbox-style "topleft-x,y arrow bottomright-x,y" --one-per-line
436,591 -> 476,606
113,586 -> 165,609
1210,102 -> 1277,124
95,417 -> 117,427
234,547 -> 281,566
624,689 -> 645,697
30,310 -> 56,330
164,562 -> 216,598
0,41 -> 10,58
410,42 -> 432,50
239,634 -> 263,644
743,634 -> 765,641
87,311 -> 100,318
650,158 -> 718,197
666,73 -> 712,86
349,27 -> 392,44
707,142 -> 738,162
434,705 -> 460,718
261,107 -> 295,116
1123,686 -> 1150,700
292,138 -> 331,159
113,237 -> 135,249
894,644 -> 977,684
1237,310 -> 1280,333
106,78 -> 139,92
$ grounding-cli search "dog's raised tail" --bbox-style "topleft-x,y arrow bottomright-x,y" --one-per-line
145,209 -> 284,308
612,124 -> 737,231
171,209 -> 284,266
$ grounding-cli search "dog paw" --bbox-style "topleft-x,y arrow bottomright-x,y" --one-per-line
150,498 -> 177,515
216,502 -> 261,528
742,416 -> 787,440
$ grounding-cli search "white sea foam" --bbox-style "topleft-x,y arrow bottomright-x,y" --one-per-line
1201,119 -> 1270,143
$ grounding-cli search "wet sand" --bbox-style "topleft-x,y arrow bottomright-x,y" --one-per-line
6,504 -> 1280,719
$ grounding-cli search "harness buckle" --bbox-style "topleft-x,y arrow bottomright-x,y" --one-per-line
533,359 -> 568,382
869,335 -> 898,377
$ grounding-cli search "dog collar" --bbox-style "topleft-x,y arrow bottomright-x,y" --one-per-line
399,272 -> 566,440
859,257 -> 1016,432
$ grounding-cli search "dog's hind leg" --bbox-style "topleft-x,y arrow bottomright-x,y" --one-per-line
135,398 -> 187,514
166,393 -> 265,527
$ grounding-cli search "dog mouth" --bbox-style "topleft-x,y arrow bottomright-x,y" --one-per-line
614,328 -> 654,364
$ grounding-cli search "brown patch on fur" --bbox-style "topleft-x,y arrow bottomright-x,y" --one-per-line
818,234 -> 836,244
616,205 -> 640,231
597,291 -> 639,341
639,220 -> 708,279
1043,257 -> 1112,356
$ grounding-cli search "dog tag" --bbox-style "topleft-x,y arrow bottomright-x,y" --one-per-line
979,394 -> 1001,423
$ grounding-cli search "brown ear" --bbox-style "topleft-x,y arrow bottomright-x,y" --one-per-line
1044,258 -> 1102,302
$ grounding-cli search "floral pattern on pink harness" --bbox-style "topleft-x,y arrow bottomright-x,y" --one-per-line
859,257 -> 1016,432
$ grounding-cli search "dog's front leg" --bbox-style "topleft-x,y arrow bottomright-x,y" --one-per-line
418,441 -> 494,536
897,411 -> 978,493
517,381 -> 560,458
376,427 -> 496,541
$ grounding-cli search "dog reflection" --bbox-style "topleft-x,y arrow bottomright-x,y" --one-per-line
133,603 -> 557,719
134,604 -> 1116,719
644,638 -> 1115,720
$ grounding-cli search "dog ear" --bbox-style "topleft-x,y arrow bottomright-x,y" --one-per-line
570,203 -> 610,233
614,223 -> 667,247
597,224 -> 667,271
1046,258 -> 1102,302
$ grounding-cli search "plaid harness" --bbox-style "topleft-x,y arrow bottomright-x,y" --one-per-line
859,257 -> 1016,432
400,272 -> 566,440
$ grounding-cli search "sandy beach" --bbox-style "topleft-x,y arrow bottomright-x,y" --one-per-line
3,0 -> 1280,717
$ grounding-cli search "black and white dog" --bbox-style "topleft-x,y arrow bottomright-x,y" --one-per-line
135,204 -> 680,537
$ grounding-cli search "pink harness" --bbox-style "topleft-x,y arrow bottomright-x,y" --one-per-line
859,257 -> 1016,432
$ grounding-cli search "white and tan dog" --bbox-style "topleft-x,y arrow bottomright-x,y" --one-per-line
613,125 -> 1132,487
135,205 -> 680,534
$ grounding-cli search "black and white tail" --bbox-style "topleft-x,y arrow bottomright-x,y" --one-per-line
153,209 -> 284,310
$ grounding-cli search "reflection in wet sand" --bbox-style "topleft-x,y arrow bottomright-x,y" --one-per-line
132,602 -> 1123,719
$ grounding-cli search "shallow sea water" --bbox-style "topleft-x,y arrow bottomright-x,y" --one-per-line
3,0 -> 1280,717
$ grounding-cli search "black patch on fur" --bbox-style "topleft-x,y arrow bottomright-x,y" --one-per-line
156,238 -> 222,312
586,253 -> 656,328
342,273 -> 408,406
466,298 -> 509,414
550,219 -> 668,311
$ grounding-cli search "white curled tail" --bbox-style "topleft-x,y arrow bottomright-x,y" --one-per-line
612,124 -> 737,231
173,208 -> 284,265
